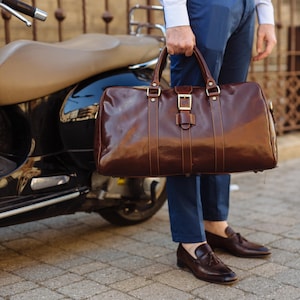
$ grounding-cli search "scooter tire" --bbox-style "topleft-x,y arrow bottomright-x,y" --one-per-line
97,179 -> 167,226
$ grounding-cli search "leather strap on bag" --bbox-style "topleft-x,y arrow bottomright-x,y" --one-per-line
148,46 -> 224,174
208,94 -> 225,172
175,86 -> 194,174
147,86 -> 160,176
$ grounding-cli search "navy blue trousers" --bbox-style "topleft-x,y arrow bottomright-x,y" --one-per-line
167,0 -> 255,243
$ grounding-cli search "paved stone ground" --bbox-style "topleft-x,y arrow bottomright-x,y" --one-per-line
0,143 -> 299,299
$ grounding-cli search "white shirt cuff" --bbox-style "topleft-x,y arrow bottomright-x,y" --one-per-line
161,0 -> 190,28
255,0 -> 275,24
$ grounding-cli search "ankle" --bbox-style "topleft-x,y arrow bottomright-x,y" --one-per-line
182,242 -> 207,259
204,221 -> 228,238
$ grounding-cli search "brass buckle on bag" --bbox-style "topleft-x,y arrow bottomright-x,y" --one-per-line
206,85 -> 220,99
178,94 -> 192,111
147,87 -> 161,98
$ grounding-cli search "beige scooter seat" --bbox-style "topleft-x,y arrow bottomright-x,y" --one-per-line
0,33 -> 161,105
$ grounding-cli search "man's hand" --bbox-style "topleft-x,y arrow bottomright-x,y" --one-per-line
166,26 -> 196,56
253,24 -> 277,61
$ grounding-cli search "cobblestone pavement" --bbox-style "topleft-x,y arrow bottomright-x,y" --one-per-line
0,156 -> 300,299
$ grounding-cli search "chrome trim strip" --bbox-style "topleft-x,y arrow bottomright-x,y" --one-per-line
31,175 -> 70,191
0,192 -> 80,219
128,58 -> 158,70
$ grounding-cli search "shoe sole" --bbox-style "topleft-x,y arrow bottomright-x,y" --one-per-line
177,259 -> 238,285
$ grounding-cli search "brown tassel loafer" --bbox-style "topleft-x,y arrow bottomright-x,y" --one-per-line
177,243 -> 238,284
205,226 -> 271,258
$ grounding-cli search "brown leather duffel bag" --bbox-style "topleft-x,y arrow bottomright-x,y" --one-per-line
94,46 -> 277,177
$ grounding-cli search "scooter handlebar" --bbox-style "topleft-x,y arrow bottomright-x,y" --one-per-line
0,0 -> 47,21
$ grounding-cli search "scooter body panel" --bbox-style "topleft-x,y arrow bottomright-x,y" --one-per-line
59,68 -> 154,170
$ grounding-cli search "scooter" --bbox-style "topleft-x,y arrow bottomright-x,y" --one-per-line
0,1 -> 168,227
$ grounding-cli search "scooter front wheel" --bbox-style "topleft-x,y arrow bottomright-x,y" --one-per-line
98,177 -> 167,226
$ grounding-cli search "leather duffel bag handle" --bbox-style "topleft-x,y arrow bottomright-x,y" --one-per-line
151,46 -> 221,99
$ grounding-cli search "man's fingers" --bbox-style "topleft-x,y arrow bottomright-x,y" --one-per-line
167,47 -> 175,55
166,26 -> 196,56
184,47 -> 194,57
253,38 -> 276,61
253,24 -> 277,61
167,45 -> 194,56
